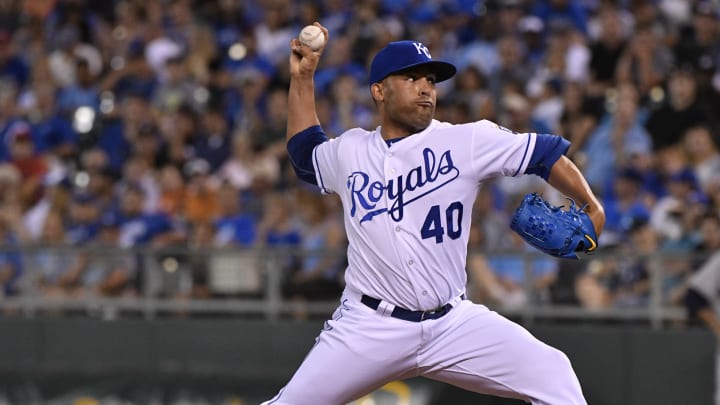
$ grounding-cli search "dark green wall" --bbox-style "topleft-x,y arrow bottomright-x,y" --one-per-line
0,319 -> 713,405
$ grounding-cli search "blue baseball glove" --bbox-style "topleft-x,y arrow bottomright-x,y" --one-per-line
510,193 -> 598,259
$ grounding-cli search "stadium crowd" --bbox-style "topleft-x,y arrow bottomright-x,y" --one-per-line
0,0 -> 718,314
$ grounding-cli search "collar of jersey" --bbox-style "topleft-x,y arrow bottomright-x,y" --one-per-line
377,119 -> 438,148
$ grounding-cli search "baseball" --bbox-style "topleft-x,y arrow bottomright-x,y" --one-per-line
299,25 -> 324,51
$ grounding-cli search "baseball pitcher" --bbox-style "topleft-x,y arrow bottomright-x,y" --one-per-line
263,23 -> 605,405
685,252 -> 720,405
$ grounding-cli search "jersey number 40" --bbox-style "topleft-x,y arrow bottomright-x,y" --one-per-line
420,201 -> 463,244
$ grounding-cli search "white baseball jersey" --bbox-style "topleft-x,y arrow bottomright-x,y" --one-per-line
312,119 -> 537,310
689,251 -> 720,313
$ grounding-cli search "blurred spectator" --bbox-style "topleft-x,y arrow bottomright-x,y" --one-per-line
116,184 -> 183,248
650,168 -> 705,244
118,155 -> 160,213
216,133 -> 280,193
531,0 -> 588,35
97,92 -> 151,171
500,92 -> 552,135
66,212 -> 138,298
256,191 -> 301,248
452,66 -> 495,122
558,80 -> 604,157
518,15 -> 547,66
673,1 -> 720,77
692,213 -> 720,270
467,184 -> 510,252
489,35 -> 532,107
183,220 -> 214,300
5,121 -> 48,208
56,57 -> 101,114
195,106 -> 232,172
282,190 -> 345,303
253,0 -> 294,66
0,163 -> 21,209
213,182 -> 255,247
100,44 -> 158,101
157,103 -> 199,168
23,172 -> 73,242
21,82 -> 78,161
249,86 -> 288,160
644,67 -> 709,152
0,30 -> 28,89
65,193 -> 101,246
615,22 -> 674,98
131,124 -> 165,169
157,164 -> 186,221
326,73 -> 374,135
576,218 -> 657,309
599,167 -> 652,246
165,0 -> 217,82
682,124 -> 720,194
31,210 -> 75,298
183,158 -> 219,226
0,212 -> 23,297
581,83 -> 652,192
152,54 -> 205,112
468,233 -> 559,310
588,5 -> 628,95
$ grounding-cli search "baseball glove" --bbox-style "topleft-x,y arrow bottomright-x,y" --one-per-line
510,193 -> 598,259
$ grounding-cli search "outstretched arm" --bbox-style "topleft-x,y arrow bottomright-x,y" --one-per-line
548,155 -> 605,238
287,23 -> 328,141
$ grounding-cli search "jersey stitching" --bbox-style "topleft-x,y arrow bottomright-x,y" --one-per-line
512,134 -> 532,177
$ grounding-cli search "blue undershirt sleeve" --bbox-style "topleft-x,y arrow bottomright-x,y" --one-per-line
524,134 -> 571,180
286,125 -> 329,185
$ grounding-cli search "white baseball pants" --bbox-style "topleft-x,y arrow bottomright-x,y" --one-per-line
262,288 -> 587,405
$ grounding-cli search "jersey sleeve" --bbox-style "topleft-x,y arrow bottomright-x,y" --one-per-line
470,120 -> 537,180
688,251 -> 720,304
312,137 -> 341,194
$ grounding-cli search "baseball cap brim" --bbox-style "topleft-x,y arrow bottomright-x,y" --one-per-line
375,60 -> 457,84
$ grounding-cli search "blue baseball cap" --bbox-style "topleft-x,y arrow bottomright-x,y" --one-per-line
369,40 -> 456,84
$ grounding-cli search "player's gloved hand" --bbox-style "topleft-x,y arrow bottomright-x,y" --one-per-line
510,192 -> 598,259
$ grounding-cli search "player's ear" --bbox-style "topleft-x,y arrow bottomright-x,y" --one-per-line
370,82 -> 384,103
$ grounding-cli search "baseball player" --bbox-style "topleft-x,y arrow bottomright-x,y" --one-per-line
685,252 -> 720,405
263,23 -> 605,405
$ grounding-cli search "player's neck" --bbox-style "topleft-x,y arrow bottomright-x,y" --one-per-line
379,120 -> 430,141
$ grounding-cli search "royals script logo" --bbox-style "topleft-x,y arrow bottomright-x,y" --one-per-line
347,148 -> 459,224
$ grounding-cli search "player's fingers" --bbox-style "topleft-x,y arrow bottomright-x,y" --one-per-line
290,38 -> 302,55
310,21 -> 329,53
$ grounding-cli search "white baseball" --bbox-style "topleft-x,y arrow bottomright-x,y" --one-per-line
299,25 -> 324,51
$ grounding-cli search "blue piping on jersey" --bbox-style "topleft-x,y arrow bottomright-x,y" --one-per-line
524,134 -> 571,180
513,135 -> 532,177
313,146 -> 328,193
287,125 -> 328,186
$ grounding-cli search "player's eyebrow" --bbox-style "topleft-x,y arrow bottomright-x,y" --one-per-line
397,68 -> 437,81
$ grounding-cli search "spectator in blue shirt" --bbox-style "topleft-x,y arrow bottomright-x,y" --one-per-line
532,0 -> 589,36
26,83 -> 78,160
214,182 -> 256,247
0,30 -> 28,90
56,57 -> 100,114
116,183 -> 183,248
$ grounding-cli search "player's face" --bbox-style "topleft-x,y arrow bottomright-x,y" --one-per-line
380,67 -> 437,134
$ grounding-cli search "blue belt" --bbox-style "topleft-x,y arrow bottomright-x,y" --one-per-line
360,294 -> 463,322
